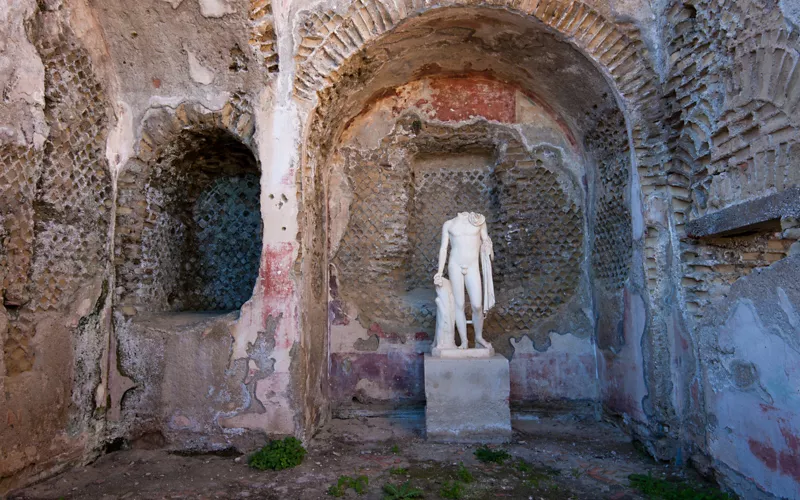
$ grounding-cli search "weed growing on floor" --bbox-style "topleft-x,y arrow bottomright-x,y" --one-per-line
629,474 -> 737,499
474,446 -> 510,464
515,460 -> 532,473
457,462 -> 473,483
383,481 -> 424,499
439,480 -> 464,499
327,475 -> 369,497
524,467 -> 561,489
570,468 -> 583,479
248,437 -> 306,471
391,444 -> 401,454
390,467 -> 409,475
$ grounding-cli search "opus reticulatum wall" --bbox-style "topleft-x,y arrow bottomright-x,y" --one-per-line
1,0 -> 800,497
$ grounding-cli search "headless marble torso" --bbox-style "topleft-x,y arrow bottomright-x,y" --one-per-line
434,212 -> 493,349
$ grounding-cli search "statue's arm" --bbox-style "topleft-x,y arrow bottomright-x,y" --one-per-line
435,222 -> 450,280
480,222 -> 493,260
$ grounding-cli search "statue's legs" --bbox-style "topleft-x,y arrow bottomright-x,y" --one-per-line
464,265 -> 490,348
448,263 -> 469,348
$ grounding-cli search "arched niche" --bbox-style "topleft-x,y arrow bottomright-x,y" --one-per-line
296,5 -> 656,426
115,103 -> 262,315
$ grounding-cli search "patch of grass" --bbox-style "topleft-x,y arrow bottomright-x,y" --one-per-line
515,460 -> 532,473
439,480 -> 464,499
328,475 -> 369,497
474,446 -> 510,464
524,467 -> 560,489
628,474 -> 736,500
391,444 -> 401,454
383,480 -> 424,499
390,467 -> 409,475
570,468 -> 583,479
248,436 -> 306,471
457,462 -> 473,483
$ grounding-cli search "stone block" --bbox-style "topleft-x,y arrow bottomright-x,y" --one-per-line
424,354 -> 511,443
686,187 -> 800,238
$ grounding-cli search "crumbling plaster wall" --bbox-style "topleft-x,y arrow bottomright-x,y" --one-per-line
89,0 -> 306,453
325,77 -> 599,407
290,0 -> 671,464
0,0 -> 119,492
661,0 -> 800,496
5,0 -> 800,496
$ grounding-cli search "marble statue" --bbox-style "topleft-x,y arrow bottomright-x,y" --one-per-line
432,212 -> 495,356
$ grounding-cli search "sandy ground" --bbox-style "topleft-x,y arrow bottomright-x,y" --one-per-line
9,414 -> 723,499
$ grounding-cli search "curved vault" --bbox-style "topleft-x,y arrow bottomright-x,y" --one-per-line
299,5 -> 647,408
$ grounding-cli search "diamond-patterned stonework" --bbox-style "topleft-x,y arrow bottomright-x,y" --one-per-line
116,125 -> 261,314
332,119 -> 584,337
586,108 -> 632,290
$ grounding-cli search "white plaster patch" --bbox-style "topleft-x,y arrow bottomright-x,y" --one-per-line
355,378 -> 393,400
780,0 -> 800,29
197,0 -> 235,18
718,300 -> 800,404
187,50 -> 215,85
106,101 -> 135,172
330,320 -> 369,353
777,287 -> 799,330
162,0 -> 184,8
630,162 -> 645,240
509,334 -> 535,355
709,299 -> 800,499
547,331 -> 593,352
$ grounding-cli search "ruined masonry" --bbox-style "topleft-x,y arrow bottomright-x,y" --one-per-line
1,0 -> 800,498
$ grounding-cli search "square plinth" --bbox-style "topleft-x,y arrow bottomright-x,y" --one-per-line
424,354 -> 512,443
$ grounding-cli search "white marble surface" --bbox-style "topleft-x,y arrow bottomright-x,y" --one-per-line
432,212 -> 495,355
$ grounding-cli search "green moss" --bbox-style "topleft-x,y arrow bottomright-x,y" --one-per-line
474,446 -> 510,464
439,480 -> 464,499
383,480 -> 424,499
628,474 -> 737,500
328,475 -> 369,496
515,460 -> 532,473
457,462 -> 473,483
390,467 -> 409,475
248,437 -> 306,471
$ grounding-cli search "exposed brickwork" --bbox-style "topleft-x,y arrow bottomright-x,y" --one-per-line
333,118 -> 583,337
0,145 -> 40,306
665,0 -> 800,321
2,9 -> 112,375
249,0 -> 278,72
115,101 -> 260,314
665,0 -> 800,220
586,108 -> 632,290
681,232 -> 796,318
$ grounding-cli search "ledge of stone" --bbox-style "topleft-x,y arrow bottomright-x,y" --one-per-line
686,187 -> 800,238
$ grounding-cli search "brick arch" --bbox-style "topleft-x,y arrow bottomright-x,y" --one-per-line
132,98 -> 256,165
294,0 -> 666,162
115,98 -> 260,316
297,0 -> 671,444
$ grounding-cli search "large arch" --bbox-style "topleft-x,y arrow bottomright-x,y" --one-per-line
294,1 -> 674,452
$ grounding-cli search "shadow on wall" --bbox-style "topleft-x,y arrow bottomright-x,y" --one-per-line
116,121 -> 262,315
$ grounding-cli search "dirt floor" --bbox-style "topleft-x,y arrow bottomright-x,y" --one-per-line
9,414 -> 730,499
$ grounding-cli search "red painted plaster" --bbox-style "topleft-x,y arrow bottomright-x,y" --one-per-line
329,352 -> 424,404
367,323 -> 402,343
749,439 -> 779,471
429,77 -> 516,122
259,242 -> 294,301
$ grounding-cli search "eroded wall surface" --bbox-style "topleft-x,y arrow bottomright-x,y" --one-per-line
1,0 -> 114,491
663,0 -> 800,495
326,77 -> 598,407
2,0 -> 800,497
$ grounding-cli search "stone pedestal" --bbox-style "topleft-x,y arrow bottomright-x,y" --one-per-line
424,354 -> 512,443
